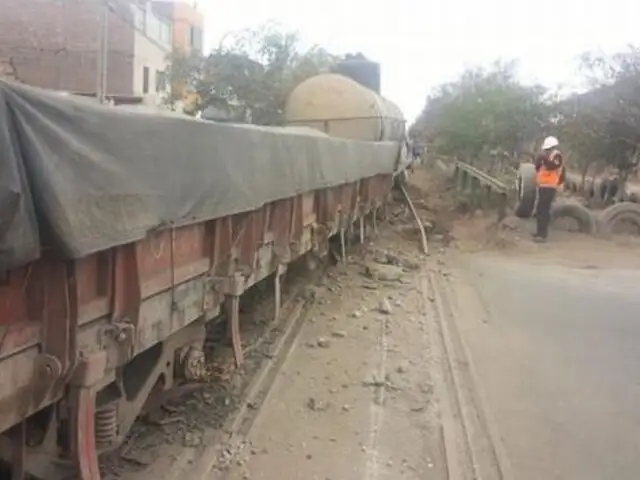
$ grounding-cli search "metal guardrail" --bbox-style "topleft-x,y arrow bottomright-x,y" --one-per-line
453,161 -> 508,192
451,161 -> 510,220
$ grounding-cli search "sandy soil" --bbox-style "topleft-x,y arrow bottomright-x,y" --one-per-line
221,227 -> 449,480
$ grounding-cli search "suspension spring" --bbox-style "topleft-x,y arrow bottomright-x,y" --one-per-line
94,403 -> 118,449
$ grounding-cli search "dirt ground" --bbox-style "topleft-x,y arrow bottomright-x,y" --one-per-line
222,228 -> 448,480
107,166 -> 640,480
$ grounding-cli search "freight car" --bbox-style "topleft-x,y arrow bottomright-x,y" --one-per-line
0,73 -> 409,479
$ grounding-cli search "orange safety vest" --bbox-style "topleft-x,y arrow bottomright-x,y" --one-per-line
536,150 -> 563,188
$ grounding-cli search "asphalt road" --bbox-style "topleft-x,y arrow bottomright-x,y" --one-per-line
456,253 -> 640,480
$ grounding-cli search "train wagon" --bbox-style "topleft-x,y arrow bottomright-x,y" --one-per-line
0,76 -> 409,479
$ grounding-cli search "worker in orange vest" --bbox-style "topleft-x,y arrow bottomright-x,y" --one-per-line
533,136 -> 565,242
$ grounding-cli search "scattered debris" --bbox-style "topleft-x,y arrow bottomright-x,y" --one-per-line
379,298 -> 393,314
363,375 -> 387,388
307,397 -> 330,412
365,263 -> 404,282
183,431 -> 202,448
396,361 -> 410,374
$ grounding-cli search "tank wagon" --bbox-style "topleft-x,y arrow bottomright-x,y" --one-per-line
285,72 -> 406,143
0,60 -> 408,479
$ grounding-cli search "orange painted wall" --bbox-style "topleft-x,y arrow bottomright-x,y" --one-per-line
152,1 -> 204,109
171,2 -> 204,54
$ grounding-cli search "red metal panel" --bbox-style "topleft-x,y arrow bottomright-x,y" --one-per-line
0,323 -> 40,359
0,267 -> 32,325
75,252 -> 112,326
0,164 -> 398,477
137,225 -> 208,298
0,264 -> 44,359
137,225 -> 206,284
270,199 -> 293,259
235,212 -> 259,271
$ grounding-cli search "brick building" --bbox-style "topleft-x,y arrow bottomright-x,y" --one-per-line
152,1 -> 204,55
151,1 -> 204,111
0,0 -> 173,104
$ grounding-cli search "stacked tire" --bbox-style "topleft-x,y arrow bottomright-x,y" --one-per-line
515,163 -> 537,218
551,201 -> 596,234
597,202 -> 640,237
513,162 -> 596,234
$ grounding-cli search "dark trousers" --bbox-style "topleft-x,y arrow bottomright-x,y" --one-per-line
535,187 -> 556,238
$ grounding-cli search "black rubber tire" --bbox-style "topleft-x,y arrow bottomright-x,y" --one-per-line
550,201 -> 596,234
515,163 -> 537,218
598,202 -> 640,237
598,179 -> 610,202
585,179 -> 595,199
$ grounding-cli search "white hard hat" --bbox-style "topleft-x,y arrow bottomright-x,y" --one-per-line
542,136 -> 559,150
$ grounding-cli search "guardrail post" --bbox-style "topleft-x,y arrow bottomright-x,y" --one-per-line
451,161 -> 510,221
497,192 -> 507,220
461,170 -> 470,191
483,184 -> 492,209
470,177 -> 479,194
452,165 -> 461,187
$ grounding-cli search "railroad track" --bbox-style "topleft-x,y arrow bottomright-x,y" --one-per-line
104,256 -> 325,480
94,199 -> 506,480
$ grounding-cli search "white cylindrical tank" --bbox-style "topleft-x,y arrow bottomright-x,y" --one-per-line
284,73 -> 405,142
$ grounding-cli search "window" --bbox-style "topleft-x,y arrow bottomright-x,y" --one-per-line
142,66 -> 150,94
155,70 -> 167,93
159,20 -> 172,46
189,26 -> 203,53
132,6 -> 144,31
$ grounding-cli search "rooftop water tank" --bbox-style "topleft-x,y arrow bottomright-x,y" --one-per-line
333,58 -> 381,94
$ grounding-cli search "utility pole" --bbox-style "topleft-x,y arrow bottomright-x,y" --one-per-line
96,0 -> 109,104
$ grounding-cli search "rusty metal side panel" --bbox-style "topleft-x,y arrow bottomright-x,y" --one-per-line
76,252 -> 112,326
135,277 -> 208,354
0,267 -> 30,326
0,171 -> 397,439
234,212 -> 260,274
359,175 -> 390,210
0,265 -> 42,357
137,224 -> 208,298
0,253 -> 75,434
269,199 -> 294,263
211,216 -> 234,277
0,263 -> 44,434
0,345 -> 60,437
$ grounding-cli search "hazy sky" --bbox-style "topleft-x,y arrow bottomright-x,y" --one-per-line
199,0 -> 640,122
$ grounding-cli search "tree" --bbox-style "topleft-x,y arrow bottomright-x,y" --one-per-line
556,47 -> 640,189
411,61 -> 550,171
555,99 -> 608,188
165,49 -> 205,112
166,23 -> 337,125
